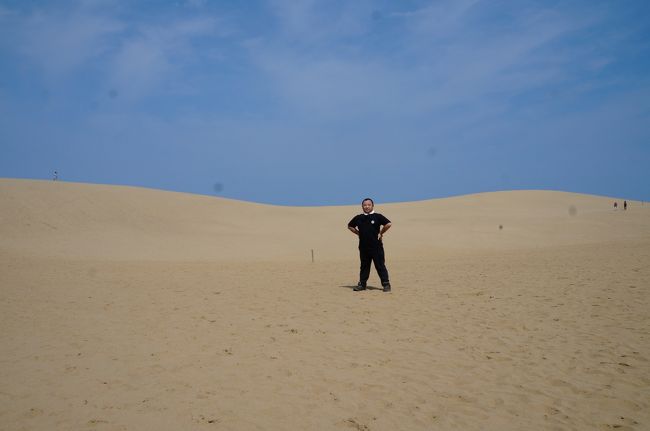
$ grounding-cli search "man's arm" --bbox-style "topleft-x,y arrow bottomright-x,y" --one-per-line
347,215 -> 359,235
379,222 -> 392,240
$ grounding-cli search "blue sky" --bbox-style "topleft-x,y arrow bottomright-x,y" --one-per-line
1,0 -> 649,205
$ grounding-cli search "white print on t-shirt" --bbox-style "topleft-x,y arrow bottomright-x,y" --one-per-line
371,220 -> 375,224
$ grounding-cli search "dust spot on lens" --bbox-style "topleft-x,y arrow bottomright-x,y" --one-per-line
568,205 -> 577,216
498,224 -> 503,230
213,182 -> 224,193
108,89 -> 118,99
371,10 -> 382,21
427,147 -> 437,158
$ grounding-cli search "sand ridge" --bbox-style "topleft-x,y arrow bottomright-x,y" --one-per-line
1,179 -> 648,261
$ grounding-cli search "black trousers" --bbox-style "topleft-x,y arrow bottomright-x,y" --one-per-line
359,245 -> 390,285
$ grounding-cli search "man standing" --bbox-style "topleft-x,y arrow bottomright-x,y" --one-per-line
347,198 -> 392,292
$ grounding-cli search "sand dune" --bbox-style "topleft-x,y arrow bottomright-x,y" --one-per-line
1,179 -> 647,260
1,179 -> 649,430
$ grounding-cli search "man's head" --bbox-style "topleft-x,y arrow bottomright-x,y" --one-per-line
361,198 -> 374,214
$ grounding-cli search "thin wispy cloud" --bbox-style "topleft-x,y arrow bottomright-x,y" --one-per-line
108,17 -> 220,101
11,7 -> 122,79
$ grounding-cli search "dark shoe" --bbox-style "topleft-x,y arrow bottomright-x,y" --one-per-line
354,282 -> 367,291
382,282 -> 391,292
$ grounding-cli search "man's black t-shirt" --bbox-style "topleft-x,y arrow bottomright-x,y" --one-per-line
348,213 -> 391,249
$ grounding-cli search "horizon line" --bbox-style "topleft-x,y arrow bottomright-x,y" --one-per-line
2,177 -> 639,208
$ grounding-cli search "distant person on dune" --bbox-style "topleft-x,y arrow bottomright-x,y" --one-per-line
347,198 -> 392,292
624,200 -> 628,210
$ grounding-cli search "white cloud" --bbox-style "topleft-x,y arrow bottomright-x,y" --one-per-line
2,3 -> 224,101
267,0 -> 373,46
109,38 -> 168,100
185,0 -> 208,8
17,7 -> 123,79
107,16 -> 219,101
245,0 -> 612,128
392,0 -> 480,37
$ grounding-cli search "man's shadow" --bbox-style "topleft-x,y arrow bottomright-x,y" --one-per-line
339,285 -> 383,291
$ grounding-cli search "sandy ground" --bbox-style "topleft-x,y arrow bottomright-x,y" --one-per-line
1,179 -> 649,430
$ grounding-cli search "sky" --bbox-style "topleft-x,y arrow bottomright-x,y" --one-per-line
1,0 -> 649,205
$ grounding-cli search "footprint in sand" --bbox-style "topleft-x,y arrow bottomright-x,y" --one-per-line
24,408 -> 43,418
603,416 -> 640,430
193,414 -> 220,424
341,418 -> 370,430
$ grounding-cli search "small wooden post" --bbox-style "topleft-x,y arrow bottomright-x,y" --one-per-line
311,249 -> 314,263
